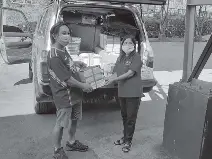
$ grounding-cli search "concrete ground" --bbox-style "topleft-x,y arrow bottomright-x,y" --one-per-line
0,42 -> 211,159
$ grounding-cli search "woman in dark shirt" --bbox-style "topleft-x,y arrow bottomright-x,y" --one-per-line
106,36 -> 143,153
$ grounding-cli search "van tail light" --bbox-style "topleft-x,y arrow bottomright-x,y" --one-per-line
144,50 -> 154,68
142,43 -> 154,68
40,50 -> 50,83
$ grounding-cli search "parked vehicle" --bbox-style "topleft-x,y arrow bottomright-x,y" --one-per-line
0,0 -> 167,114
0,7 -> 33,77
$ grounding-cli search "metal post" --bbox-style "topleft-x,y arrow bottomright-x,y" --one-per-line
0,0 -> 3,37
2,0 -> 5,26
182,5 -> 196,82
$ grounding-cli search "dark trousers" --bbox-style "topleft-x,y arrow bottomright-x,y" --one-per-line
119,97 -> 140,143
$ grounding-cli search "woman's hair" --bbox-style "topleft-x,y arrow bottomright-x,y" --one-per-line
118,36 -> 137,62
50,21 -> 72,44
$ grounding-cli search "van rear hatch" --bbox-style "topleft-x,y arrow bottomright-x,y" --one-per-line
62,0 -> 167,5
58,3 -> 157,89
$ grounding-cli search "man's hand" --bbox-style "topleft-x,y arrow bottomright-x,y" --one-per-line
74,61 -> 87,69
82,83 -> 93,93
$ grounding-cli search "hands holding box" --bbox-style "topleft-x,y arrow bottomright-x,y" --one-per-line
105,73 -> 117,86
80,66 -> 106,90
74,61 -> 87,69
81,83 -> 93,93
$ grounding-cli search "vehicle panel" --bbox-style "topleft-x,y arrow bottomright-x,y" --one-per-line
32,1 -> 158,113
0,7 -> 32,64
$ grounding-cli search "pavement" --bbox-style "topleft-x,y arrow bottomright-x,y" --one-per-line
0,63 -> 174,159
0,42 -> 211,159
0,55 -> 7,88
0,52 -> 5,67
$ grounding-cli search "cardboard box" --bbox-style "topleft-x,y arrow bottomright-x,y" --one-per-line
85,74 -> 104,83
80,66 -> 105,89
90,79 -> 106,89
66,37 -> 81,55
83,66 -> 103,78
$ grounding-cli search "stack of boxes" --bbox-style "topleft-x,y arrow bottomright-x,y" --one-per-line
66,37 -> 106,89
80,66 -> 106,89
66,37 -> 81,55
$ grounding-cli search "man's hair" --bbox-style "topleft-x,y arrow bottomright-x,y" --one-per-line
50,21 -> 72,44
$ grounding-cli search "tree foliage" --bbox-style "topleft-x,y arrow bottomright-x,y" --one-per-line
143,3 -> 212,39
144,17 -> 212,38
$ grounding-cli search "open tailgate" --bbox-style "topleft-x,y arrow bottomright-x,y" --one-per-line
62,0 -> 167,5
96,0 -> 167,5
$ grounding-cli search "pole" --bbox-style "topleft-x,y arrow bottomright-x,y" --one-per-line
140,4 -> 142,18
182,5 -> 196,82
2,0 -> 5,26
0,0 -> 3,37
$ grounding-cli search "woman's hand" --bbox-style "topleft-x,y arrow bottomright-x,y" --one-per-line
105,78 -> 116,86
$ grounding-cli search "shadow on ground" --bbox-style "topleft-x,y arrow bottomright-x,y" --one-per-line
14,78 -> 32,86
149,84 -> 168,100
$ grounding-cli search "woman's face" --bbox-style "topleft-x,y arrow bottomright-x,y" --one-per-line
121,38 -> 135,55
55,25 -> 71,47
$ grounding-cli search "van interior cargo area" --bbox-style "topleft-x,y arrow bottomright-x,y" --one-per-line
61,7 -> 140,53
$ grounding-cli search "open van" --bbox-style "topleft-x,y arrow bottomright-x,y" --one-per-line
6,0 -> 166,114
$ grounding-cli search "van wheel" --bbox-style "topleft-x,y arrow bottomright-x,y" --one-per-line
143,86 -> 154,93
34,102 -> 56,114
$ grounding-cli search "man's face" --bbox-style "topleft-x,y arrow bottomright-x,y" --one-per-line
56,25 -> 71,46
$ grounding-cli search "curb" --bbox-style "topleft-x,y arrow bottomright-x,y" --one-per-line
0,55 -> 4,65
0,38 -> 7,71
0,56 -> 6,74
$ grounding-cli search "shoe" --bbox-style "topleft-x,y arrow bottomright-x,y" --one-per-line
53,147 -> 68,159
114,137 -> 125,145
66,140 -> 88,152
122,141 -> 132,153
